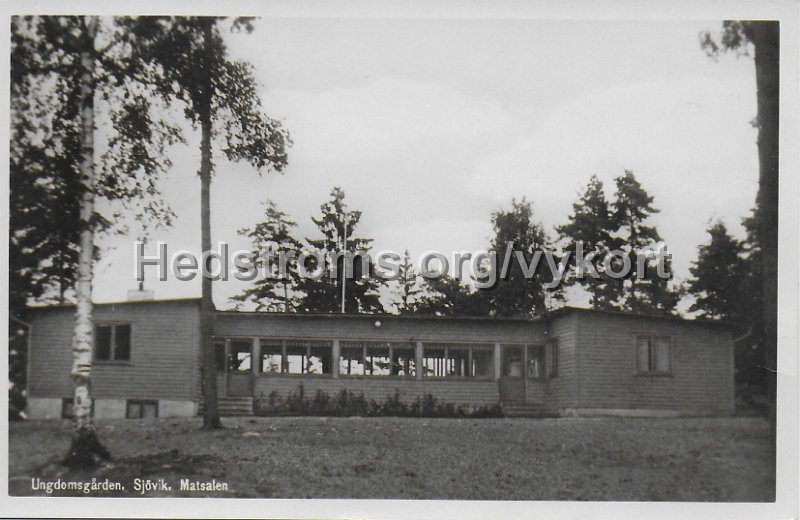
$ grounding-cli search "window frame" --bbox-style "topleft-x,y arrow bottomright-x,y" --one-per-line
547,340 -> 559,378
93,323 -> 133,364
339,341 -> 416,378
61,397 -> 95,419
634,335 -> 673,376
125,399 -> 159,419
250,337 -> 334,377
422,342 -> 495,380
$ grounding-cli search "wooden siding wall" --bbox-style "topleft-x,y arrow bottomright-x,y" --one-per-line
573,313 -> 734,413
537,314 -> 578,409
254,376 -> 500,406
28,301 -> 200,401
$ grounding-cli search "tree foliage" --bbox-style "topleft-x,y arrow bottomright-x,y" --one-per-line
232,200 -> 303,312
10,16 -> 181,314
609,171 -> 679,314
11,15 -> 190,464
484,198 -> 561,317
297,187 -> 384,314
414,274 -> 490,317
687,221 -> 748,319
393,250 -> 424,314
700,21 -> 778,422
129,16 -> 290,429
687,216 -> 765,390
557,175 -> 617,309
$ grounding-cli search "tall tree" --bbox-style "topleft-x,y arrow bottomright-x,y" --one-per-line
393,250 -> 424,314
297,187 -> 384,314
701,19 -> 779,434
609,170 -> 679,314
233,200 -> 303,312
687,219 -> 765,392
557,175 -> 618,309
687,221 -> 748,319
137,17 -> 290,428
485,198 -> 561,317
11,16 -> 182,465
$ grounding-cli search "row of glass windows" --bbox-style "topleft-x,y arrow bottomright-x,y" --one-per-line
214,339 -> 558,379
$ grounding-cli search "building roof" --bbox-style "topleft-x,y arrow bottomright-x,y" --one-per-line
24,298 -> 731,328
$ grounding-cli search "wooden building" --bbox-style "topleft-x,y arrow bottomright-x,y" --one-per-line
24,298 -> 735,419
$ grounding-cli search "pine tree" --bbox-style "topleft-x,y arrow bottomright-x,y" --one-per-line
136,17 -> 290,429
297,187 -> 384,314
393,250 -> 423,314
687,221 -> 748,319
485,198 -> 561,317
557,175 -> 617,309
687,218 -> 765,392
233,200 -> 303,312
608,170 -> 679,314
701,19 -> 778,435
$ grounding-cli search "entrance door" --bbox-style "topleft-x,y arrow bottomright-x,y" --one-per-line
215,339 -> 254,397
499,346 -> 525,403
226,340 -> 254,397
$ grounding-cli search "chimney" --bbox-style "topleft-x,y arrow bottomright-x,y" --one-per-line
127,289 -> 155,301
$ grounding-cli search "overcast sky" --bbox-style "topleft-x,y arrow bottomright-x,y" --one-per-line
92,17 -> 758,310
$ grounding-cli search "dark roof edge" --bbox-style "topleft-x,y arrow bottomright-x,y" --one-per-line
25,297 -> 202,311
24,298 -> 732,327
546,306 -> 734,328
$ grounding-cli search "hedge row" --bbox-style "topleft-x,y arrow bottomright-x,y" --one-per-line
254,385 -> 503,418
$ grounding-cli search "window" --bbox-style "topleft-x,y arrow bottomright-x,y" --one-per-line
259,339 -> 333,375
214,340 -> 226,371
340,342 -> 415,377
261,341 -> 282,373
526,346 -> 545,379
365,344 -> 391,376
472,348 -> 494,378
228,340 -> 252,372
61,398 -> 94,419
286,340 -> 332,375
423,343 -> 494,378
422,345 -> 447,377
340,344 -> 365,375
126,400 -> 158,418
391,345 -> 416,376
95,324 -> 131,362
547,340 -> 559,378
636,336 -> 671,374
501,346 -> 523,377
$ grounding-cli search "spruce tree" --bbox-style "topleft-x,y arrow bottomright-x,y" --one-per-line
557,175 -> 617,309
609,170 -> 679,314
233,200 -> 303,312
297,187 -> 384,313
486,198 -> 561,317
687,221 -> 748,319
393,250 -> 423,314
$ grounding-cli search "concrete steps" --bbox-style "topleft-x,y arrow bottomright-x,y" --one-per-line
198,397 -> 254,416
501,402 -> 557,418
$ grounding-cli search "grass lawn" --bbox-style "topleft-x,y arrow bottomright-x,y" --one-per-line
8,416 -> 774,501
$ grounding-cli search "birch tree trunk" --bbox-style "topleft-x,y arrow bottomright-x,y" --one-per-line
63,15 -> 110,467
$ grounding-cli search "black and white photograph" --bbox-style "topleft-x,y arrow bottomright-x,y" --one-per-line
3,1 -> 798,518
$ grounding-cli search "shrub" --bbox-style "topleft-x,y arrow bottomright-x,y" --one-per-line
253,389 -> 502,418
